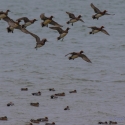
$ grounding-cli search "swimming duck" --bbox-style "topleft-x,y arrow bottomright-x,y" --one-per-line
90,3 -> 114,20
0,10 -> 10,20
98,121 -> 108,124
16,17 -> 37,28
7,102 -> 14,106
88,26 -> 110,35
45,122 -> 55,125
109,121 -> 117,124
69,90 -> 77,93
28,32 -> 48,50
49,88 -> 55,91
0,116 -> 7,120
30,102 -> 39,107
66,12 -> 84,26
55,92 -> 65,96
50,95 -> 58,99
21,88 -> 28,91
30,119 -> 40,124
65,50 -> 92,63
41,16 -> 54,27
64,106 -> 70,110
37,117 -> 48,122
40,13 -> 62,27
32,91 -> 41,96
49,27 -> 70,41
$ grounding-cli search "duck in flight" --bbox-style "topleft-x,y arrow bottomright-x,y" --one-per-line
16,17 -> 37,28
66,12 -> 84,26
65,50 -> 92,63
88,26 -> 110,35
28,32 -> 48,50
49,27 -> 70,41
40,13 -> 63,27
90,3 -> 115,20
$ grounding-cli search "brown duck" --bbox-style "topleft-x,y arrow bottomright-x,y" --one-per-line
30,102 -> 39,107
40,13 -> 62,27
65,50 -> 92,63
28,32 -> 48,50
16,17 -> 37,28
90,3 -> 114,20
41,16 -> 54,27
49,27 -> 70,41
88,26 -> 110,35
66,12 -> 84,26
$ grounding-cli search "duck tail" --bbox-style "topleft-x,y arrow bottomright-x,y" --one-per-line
42,22 -> 45,27
92,15 -> 95,19
67,21 -> 69,24
89,32 -> 92,34
69,57 -> 72,60
7,27 -> 13,33
21,25 -> 25,28
57,37 -> 61,40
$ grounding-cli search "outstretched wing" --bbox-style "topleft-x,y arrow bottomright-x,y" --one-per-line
40,13 -> 48,21
88,26 -> 98,30
50,20 -> 63,27
79,19 -> 84,22
66,12 -> 76,19
65,52 -> 76,57
90,3 -> 101,13
28,32 -> 40,43
79,54 -> 92,63
49,27 -> 64,34
101,29 -> 110,36
16,17 -> 30,23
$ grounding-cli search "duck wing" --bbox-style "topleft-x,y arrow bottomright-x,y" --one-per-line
104,12 -> 115,15
101,29 -> 110,35
66,12 -> 76,19
28,32 -> 40,42
65,52 -> 77,57
88,26 -> 98,30
79,54 -> 92,63
79,19 -> 84,22
40,13 -> 48,21
16,17 -> 30,23
49,27 -> 64,34
90,3 -> 101,13
50,20 -> 63,27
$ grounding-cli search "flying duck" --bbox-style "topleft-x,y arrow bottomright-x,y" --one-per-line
3,16 -> 32,34
88,26 -> 110,35
28,32 -> 48,49
40,13 -> 63,27
41,16 -> 54,27
49,27 -> 70,41
90,3 -> 114,20
16,17 -> 37,28
66,12 -> 84,26
65,50 -> 92,63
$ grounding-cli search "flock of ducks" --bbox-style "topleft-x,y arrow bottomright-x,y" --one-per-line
0,2 -> 117,125
0,3 -> 114,63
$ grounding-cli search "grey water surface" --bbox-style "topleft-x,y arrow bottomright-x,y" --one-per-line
0,0 -> 125,125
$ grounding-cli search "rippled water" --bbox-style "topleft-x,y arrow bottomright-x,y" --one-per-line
0,0 -> 125,125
